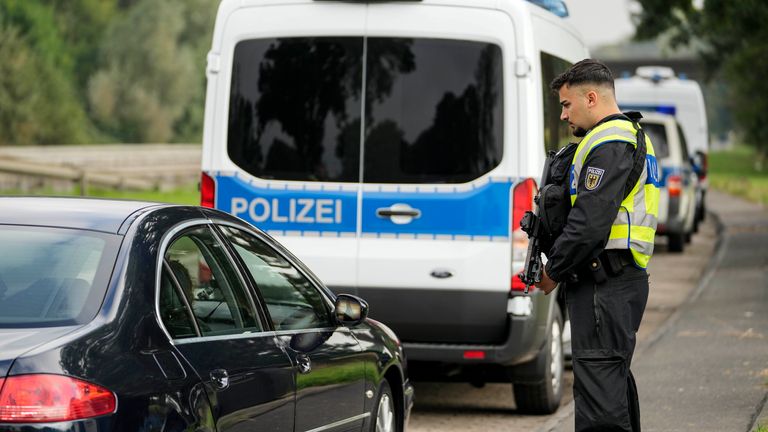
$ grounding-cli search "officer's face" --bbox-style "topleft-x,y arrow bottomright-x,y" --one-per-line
558,84 -> 593,137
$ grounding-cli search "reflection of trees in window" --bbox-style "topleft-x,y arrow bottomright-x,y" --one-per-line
228,38 -> 363,182
365,39 -> 415,107
256,39 -> 361,181
228,37 -> 417,182
406,45 -> 502,178
364,41 -> 503,183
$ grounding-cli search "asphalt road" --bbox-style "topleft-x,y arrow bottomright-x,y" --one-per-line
407,213 -> 718,432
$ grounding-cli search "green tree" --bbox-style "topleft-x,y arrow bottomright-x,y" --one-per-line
0,0 -> 103,144
634,0 -> 768,156
88,0 -> 217,143
0,22 -> 91,145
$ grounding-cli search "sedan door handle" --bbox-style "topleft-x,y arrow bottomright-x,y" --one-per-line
210,368 -> 229,390
296,354 -> 312,374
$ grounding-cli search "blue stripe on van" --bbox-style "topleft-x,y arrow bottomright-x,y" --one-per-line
361,180 -> 513,238
659,166 -> 692,188
215,174 -> 514,239
620,104 -> 677,116
216,175 -> 358,234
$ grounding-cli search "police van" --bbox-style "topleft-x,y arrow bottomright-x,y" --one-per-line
639,113 -> 698,252
615,66 -> 709,229
201,0 -> 587,414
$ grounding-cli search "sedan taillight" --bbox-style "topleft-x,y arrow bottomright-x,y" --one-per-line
0,374 -> 116,423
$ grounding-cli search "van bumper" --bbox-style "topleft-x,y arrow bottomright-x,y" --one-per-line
402,293 -> 546,367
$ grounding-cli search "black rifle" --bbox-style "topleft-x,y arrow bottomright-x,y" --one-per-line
518,152 -> 555,294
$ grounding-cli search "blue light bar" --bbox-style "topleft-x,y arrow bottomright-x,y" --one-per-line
620,104 -> 677,116
525,0 -> 569,18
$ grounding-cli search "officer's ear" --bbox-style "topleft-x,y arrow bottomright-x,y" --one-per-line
585,89 -> 599,108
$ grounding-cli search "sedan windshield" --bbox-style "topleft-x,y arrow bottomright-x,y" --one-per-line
0,226 -> 120,328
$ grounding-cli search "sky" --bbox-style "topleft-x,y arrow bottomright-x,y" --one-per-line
564,0 -> 639,49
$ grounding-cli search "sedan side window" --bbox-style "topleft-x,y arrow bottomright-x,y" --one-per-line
163,225 -> 262,337
159,268 -> 197,339
218,226 -> 334,331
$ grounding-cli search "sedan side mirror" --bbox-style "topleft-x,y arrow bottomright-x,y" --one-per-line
334,294 -> 369,327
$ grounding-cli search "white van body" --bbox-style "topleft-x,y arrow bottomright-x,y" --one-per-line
615,66 -> 709,222
202,0 -> 587,414
615,66 -> 708,156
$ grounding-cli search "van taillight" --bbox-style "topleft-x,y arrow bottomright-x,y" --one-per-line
511,178 -> 537,289
513,178 -> 537,228
699,153 -> 708,181
510,271 -> 529,291
201,172 -> 215,208
0,375 -> 116,423
668,175 -> 682,197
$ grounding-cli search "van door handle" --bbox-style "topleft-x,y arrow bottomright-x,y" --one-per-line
210,368 -> 229,390
377,209 -> 420,217
376,204 -> 421,224
296,354 -> 312,374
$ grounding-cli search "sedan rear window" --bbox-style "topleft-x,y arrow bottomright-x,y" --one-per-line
0,226 -> 119,328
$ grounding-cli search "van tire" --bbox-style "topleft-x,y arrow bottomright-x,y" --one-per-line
513,306 -> 564,415
668,232 -> 685,253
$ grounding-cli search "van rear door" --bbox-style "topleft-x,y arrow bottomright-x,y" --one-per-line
213,4 -> 367,288
357,5 -> 516,344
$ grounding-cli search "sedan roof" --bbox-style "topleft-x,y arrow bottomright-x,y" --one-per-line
0,197 -> 167,233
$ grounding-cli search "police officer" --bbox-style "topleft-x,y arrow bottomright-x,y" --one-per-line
535,59 -> 660,431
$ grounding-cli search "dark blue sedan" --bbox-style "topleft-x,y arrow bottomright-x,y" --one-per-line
0,197 -> 413,432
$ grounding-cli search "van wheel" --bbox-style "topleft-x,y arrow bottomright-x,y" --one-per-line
668,232 -> 685,253
513,306 -> 564,414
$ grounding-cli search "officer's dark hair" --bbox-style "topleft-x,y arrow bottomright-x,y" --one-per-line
549,59 -> 615,93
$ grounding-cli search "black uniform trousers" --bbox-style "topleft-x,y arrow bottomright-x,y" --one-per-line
566,265 -> 649,431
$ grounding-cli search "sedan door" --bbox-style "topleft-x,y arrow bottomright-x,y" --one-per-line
158,224 -> 295,432
217,224 -> 368,432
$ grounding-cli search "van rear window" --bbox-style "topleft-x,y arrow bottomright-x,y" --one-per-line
228,37 -> 503,184
640,122 -> 669,159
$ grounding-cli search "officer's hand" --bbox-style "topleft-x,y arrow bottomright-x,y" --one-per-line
535,269 -> 558,295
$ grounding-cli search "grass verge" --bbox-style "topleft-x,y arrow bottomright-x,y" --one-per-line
0,184 -> 199,205
708,146 -> 768,206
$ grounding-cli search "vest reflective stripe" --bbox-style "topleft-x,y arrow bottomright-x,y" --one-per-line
569,119 -> 661,269
608,225 -> 656,244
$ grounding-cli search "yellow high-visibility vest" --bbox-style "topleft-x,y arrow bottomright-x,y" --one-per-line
569,119 -> 661,268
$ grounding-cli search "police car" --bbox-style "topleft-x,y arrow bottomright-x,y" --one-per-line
637,113 -> 699,252
201,0 -> 588,415
615,66 -> 709,232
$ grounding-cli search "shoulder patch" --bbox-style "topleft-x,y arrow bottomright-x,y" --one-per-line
585,166 -> 605,191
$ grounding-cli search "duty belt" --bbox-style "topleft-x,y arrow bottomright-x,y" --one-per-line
572,250 -> 635,284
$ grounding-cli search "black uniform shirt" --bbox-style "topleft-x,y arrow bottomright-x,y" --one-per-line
545,114 -> 636,282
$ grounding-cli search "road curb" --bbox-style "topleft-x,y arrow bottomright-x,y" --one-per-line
749,393 -> 768,432
535,211 -> 727,432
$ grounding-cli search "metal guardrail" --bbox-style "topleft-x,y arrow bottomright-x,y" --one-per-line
0,144 -> 202,194
0,157 -> 156,193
